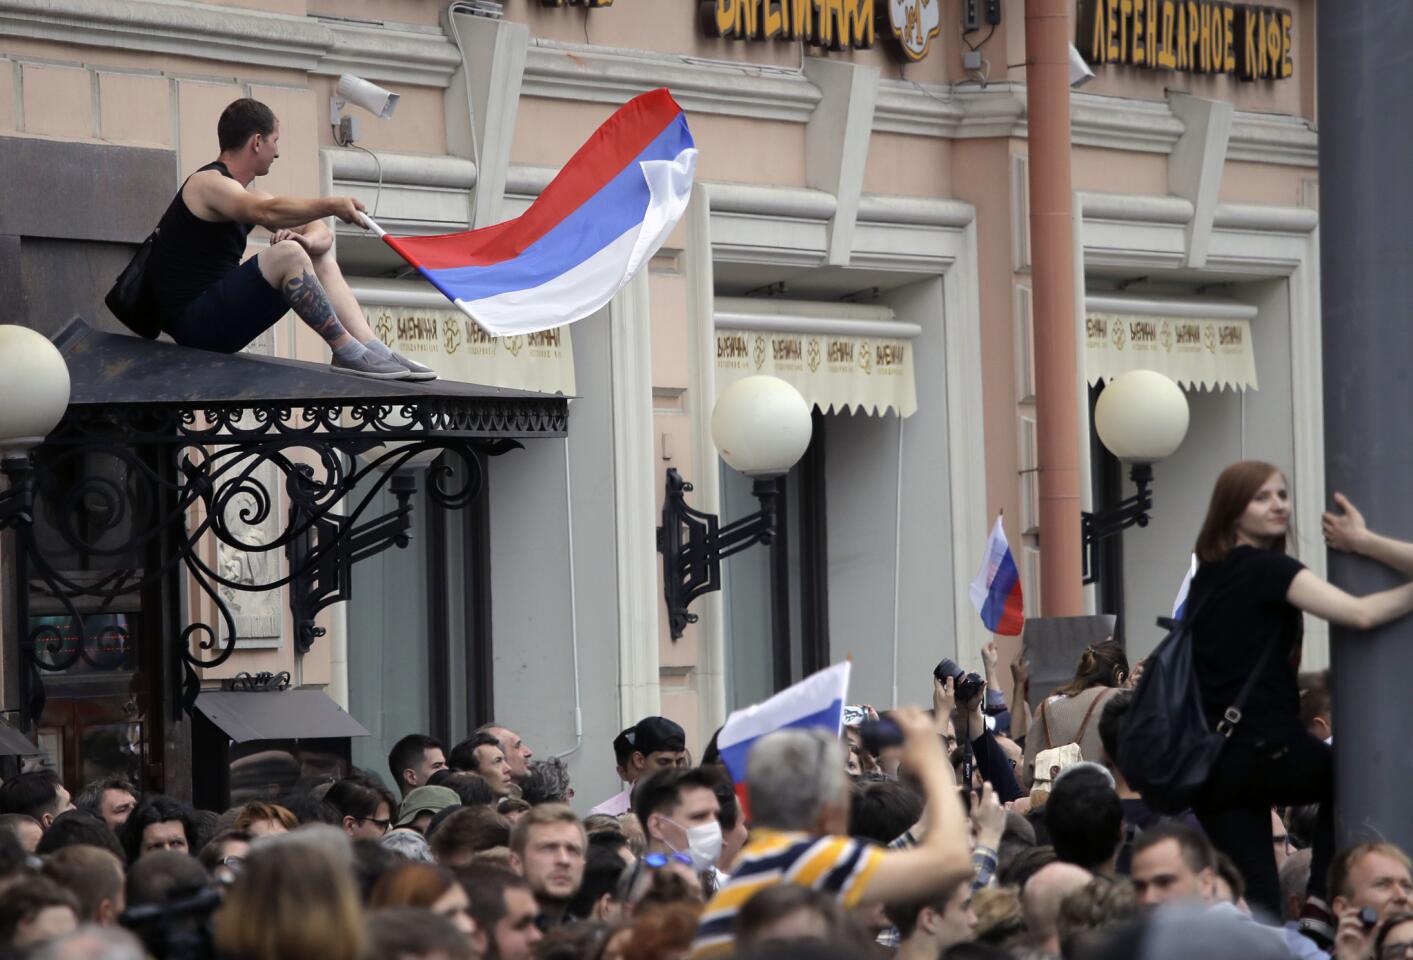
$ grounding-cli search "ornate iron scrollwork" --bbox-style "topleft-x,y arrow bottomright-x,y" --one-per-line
7,394 -> 563,721
222,671 -> 292,692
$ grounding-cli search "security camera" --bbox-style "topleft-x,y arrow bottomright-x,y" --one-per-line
332,74 -> 399,121
330,75 -> 399,146
1068,44 -> 1095,88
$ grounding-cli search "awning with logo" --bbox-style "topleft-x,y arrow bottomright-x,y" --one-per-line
714,298 -> 919,417
1083,295 -> 1259,391
351,280 -> 575,395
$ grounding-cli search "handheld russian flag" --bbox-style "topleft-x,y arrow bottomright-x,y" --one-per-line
717,662 -> 851,817
365,88 -> 696,337
1172,553 -> 1198,619
969,515 -> 1025,636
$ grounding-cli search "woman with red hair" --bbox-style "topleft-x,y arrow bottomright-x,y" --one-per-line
1187,461 -> 1413,930
368,862 -> 476,939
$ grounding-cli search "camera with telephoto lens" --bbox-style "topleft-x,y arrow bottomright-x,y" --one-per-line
934,658 -> 985,704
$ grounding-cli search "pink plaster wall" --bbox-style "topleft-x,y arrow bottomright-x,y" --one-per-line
513,97 -> 808,188
1072,145 -> 1170,196
864,132 -> 951,198
1219,160 -> 1309,206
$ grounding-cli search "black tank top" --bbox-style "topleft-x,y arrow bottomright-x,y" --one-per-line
147,161 -> 255,323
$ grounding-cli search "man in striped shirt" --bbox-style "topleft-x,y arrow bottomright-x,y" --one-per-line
690,708 -> 972,958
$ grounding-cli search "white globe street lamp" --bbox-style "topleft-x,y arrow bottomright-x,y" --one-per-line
0,325 -> 71,459
1094,368 -> 1190,464
659,375 -> 815,638
710,375 -> 813,478
0,325 -> 71,531
1083,369 -> 1190,584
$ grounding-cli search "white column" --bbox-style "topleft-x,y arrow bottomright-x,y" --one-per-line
610,270 -> 662,726
684,186 -> 727,736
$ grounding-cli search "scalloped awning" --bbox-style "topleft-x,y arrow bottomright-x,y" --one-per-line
715,328 -> 918,417
1085,313 -> 1259,391
363,304 -> 575,397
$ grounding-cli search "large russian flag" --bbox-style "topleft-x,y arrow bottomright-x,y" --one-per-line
717,662 -> 851,817
968,515 -> 1025,636
378,88 -> 696,337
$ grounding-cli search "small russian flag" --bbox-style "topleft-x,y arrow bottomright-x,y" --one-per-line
969,515 -> 1025,636
1172,553 -> 1198,620
717,662 -> 851,818
375,88 -> 696,338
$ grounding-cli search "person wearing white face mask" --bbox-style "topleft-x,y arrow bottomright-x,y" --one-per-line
633,768 -> 724,886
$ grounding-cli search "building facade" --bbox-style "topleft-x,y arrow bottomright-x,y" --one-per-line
0,0 -> 1321,806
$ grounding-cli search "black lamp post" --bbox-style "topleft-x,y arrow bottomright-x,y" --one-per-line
657,375 -> 813,640
1080,369 -> 1190,587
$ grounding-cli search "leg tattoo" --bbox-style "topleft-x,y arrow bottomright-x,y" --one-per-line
283,269 -> 351,345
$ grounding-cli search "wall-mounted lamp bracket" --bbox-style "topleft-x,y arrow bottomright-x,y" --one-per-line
656,467 -> 778,639
1081,462 -> 1154,585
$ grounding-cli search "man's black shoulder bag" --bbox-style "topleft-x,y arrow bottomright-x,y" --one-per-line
1115,591 -> 1280,814
104,228 -> 161,339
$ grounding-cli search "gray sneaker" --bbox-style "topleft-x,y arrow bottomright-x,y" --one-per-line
330,350 -> 411,380
390,350 -> 438,381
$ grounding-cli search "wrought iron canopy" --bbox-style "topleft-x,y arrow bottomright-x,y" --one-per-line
4,318 -> 568,722
52,316 -> 566,439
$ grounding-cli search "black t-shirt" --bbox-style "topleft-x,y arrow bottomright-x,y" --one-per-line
1188,545 -> 1305,741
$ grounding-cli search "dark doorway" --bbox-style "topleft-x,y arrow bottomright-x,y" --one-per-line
20,443 -> 180,796
770,408 -> 831,690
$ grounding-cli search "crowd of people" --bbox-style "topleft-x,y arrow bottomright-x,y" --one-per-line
0,458 -> 1407,960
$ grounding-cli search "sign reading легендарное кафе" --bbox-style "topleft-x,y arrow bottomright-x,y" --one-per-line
1077,0 -> 1293,81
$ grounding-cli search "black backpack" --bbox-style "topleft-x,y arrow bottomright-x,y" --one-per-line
1115,594 -> 1277,814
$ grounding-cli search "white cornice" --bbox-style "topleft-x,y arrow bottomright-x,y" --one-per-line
327,147 -> 475,188
311,18 -> 461,87
1080,191 -> 1194,224
1212,201 -> 1318,234
872,80 -> 1023,138
1226,111 -> 1319,167
0,0 -> 327,70
2,0 -> 1317,165
522,39 -> 820,122
0,0 -> 459,86
1070,93 -> 1186,154
856,194 -> 975,228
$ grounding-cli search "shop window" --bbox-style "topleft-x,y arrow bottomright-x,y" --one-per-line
347,453 -> 492,777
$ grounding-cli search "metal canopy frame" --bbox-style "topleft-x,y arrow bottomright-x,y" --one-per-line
3,318 -> 568,723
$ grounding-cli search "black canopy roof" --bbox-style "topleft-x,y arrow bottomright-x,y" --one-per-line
195,689 -> 369,743
48,317 -> 568,441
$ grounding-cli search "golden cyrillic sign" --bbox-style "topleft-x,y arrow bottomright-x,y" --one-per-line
701,0 -> 876,52
1076,0 -> 1293,81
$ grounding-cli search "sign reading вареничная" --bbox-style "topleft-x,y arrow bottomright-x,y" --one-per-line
702,0 -> 876,52
1077,0 -> 1293,81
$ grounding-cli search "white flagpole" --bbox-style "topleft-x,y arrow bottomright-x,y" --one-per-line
356,212 -> 386,238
